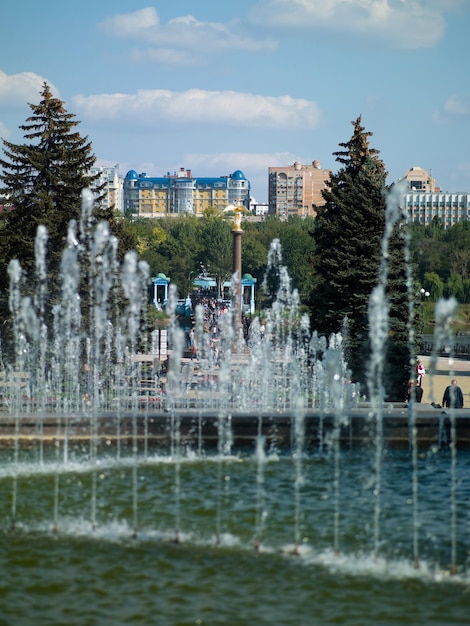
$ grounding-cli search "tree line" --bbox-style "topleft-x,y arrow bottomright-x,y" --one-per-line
124,211 -> 316,307
125,201 -> 470,307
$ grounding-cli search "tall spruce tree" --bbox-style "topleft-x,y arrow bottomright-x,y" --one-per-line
309,116 -> 410,399
0,83 -> 111,362
0,82 -> 99,289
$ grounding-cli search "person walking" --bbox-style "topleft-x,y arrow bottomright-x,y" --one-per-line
442,379 -> 464,409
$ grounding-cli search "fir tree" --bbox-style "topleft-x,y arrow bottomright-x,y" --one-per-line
0,83 -> 101,288
309,116 -> 410,399
0,83 -> 110,360
0,83 -> 102,275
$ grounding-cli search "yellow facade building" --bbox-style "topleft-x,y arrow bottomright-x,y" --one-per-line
123,167 -> 250,217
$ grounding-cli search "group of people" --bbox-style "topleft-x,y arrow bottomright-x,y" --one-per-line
405,360 -> 426,405
186,295 -> 232,365
405,358 -> 465,408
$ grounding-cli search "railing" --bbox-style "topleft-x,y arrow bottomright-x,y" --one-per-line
421,334 -> 470,357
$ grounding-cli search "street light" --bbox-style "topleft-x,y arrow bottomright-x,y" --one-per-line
419,287 -> 430,335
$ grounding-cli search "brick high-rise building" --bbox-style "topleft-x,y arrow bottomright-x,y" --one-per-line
268,160 -> 330,219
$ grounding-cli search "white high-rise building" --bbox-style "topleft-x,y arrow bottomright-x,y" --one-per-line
398,167 -> 470,228
90,164 -> 123,212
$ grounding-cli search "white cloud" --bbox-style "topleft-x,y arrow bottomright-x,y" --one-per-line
444,95 -> 470,117
73,89 -> 321,130
129,47 -> 203,66
100,7 -> 160,38
99,7 -> 276,64
249,0 -> 460,49
186,151 -> 300,172
433,94 -> 470,124
0,71 -> 58,107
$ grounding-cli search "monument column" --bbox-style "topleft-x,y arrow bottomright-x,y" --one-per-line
231,208 -> 243,334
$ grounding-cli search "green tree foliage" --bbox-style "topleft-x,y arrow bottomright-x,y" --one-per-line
409,222 -> 450,286
446,272 -> 464,301
124,217 -> 168,275
308,116 -> 410,399
0,83 -> 100,290
198,210 -> 232,297
278,215 -> 316,303
383,221 -> 412,398
121,210 -> 317,307
158,214 -> 203,292
123,210 -> 231,298
410,220 -> 470,302
241,215 -> 316,308
446,222 -> 470,281
423,272 -> 444,300
237,234 -> 269,283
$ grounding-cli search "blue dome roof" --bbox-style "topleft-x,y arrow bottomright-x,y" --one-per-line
231,170 -> 246,180
125,169 -> 139,180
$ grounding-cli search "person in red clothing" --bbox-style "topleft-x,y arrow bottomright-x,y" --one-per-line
415,360 -> 425,387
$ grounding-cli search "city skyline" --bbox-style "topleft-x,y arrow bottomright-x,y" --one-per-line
0,1 -> 469,203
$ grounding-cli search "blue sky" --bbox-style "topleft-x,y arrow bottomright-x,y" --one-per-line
1,0 -> 469,203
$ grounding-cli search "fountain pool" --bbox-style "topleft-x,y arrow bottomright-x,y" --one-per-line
1,447 -> 470,625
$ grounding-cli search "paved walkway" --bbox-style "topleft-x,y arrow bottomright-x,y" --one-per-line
418,355 -> 470,407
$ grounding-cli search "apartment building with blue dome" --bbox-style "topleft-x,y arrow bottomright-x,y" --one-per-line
123,167 -> 250,217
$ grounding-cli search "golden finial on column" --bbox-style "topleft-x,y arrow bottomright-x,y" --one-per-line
233,200 -> 243,231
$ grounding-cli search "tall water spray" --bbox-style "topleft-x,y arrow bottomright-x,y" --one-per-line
0,187 -> 469,584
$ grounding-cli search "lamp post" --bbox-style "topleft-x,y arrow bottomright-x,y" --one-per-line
419,287 -> 430,336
